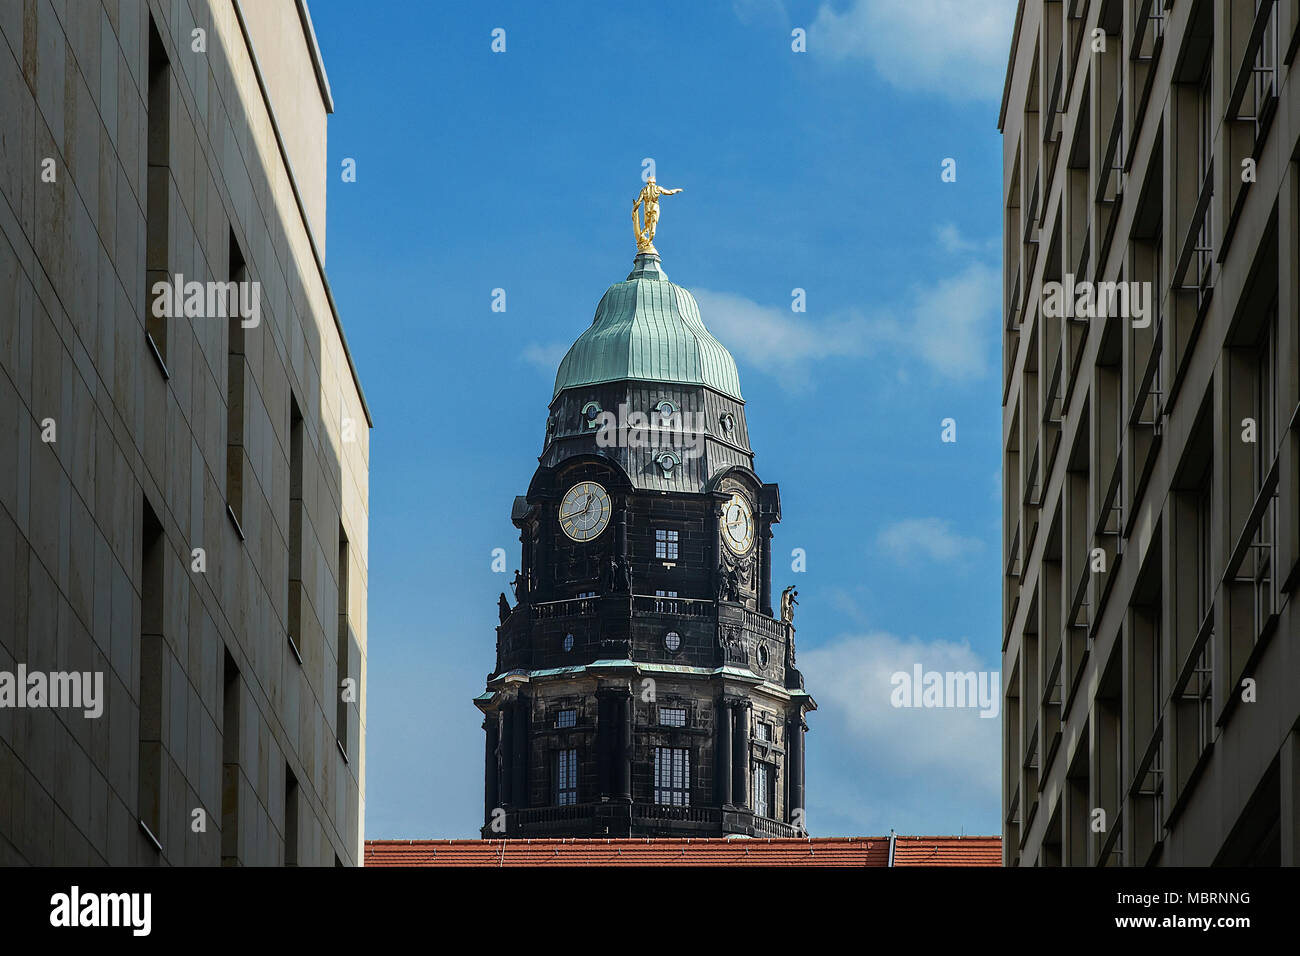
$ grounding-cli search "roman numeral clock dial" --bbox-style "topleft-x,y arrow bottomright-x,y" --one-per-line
721,493 -> 754,554
558,481 -> 612,542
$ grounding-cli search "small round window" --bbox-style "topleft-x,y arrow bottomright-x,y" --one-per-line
719,412 -> 736,434
664,630 -> 682,653
563,633 -> 575,652
756,643 -> 770,669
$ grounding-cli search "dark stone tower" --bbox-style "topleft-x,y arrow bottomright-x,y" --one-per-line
476,249 -> 815,838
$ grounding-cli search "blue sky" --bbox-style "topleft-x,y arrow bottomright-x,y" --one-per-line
309,0 -> 1018,839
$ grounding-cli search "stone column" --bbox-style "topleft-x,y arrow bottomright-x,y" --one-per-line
519,528 -> 531,601
616,690 -> 632,802
788,713 -> 806,828
732,699 -> 750,808
499,706 -> 514,807
483,717 -> 499,823
715,699 -> 733,807
760,525 -> 773,616
511,696 -> 528,808
597,692 -> 613,799
711,496 -> 725,598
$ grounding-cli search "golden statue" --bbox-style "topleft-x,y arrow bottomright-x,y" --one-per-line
632,176 -> 683,254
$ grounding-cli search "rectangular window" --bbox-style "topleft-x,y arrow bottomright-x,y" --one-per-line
226,231 -> 247,532
138,498 -> 165,850
654,589 -> 678,613
655,529 -> 679,560
336,524 -> 350,759
287,394 -> 304,660
555,748 -> 578,806
221,649 -> 240,865
1254,314 -> 1278,484
756,721 -> 771,742
285,765 -> 298,866
1195,468 -> 1213,626
659,707 -> 687,727
576,591 -> 597,599
556,708 -> 577,729
144,17 -> 171,369
753,762 -> 773,818
653,746 -> 690,806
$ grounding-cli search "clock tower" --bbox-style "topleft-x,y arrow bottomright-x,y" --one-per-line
476,207 -> 815,839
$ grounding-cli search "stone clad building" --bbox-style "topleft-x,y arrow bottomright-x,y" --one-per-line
476,248 -> 815,839
1001,0 -> 1300,865
0,0 -> 369,864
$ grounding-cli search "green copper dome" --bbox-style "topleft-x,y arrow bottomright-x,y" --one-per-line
553,253 -> 743,402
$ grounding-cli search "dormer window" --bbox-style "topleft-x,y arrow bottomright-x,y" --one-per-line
654,450 -> 681,476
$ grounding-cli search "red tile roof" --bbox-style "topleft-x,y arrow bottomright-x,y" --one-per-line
889,836 -> 1003,867
364,836 -> 999,867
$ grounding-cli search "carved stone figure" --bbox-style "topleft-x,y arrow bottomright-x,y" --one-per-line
779,585 -> 799,626
498,592 -> 511,624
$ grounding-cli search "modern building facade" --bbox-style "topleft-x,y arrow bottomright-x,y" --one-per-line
0,0 -> 370,864
475,245 -> 815,839
1001,0 -> 1300,865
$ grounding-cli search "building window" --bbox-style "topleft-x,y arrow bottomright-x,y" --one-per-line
654,589 -> 678,613
663,630 -> 681,653
287,394 -> 304,660
556,709 -> 577,729
1195,468 -> 1212,626
1253,313 -> 1278,485
562,633 -> 574,652
285,765 -> 299,866
660,707 -> 687,727
755,721 -> 771,742
138,498 -> 164,850
226,231 -> 248,532
555,748 -> 578,806
753,762 -> 774,818
655,529 -> 679,560
336,524 -> 351,759
144,16 -> 171,369
221,649 -> 240,864
577,591 -> 597,598
654,746 -> 691,806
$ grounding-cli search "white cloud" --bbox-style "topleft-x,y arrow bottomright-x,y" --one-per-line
799,630 -> 1000,796
936,222 -> 999,256
520,342 -> 568,372
809,0 -> 1018,101
691,260 -> 996,390
876,517 -> 982,564
690,288 -> 874,391
909,261 -> 997,379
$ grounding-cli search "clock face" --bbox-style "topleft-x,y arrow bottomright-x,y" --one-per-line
720,493 -> 755,554
559,480 -> 612,542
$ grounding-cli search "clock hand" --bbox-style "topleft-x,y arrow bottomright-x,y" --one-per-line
561,495 -> 592,520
